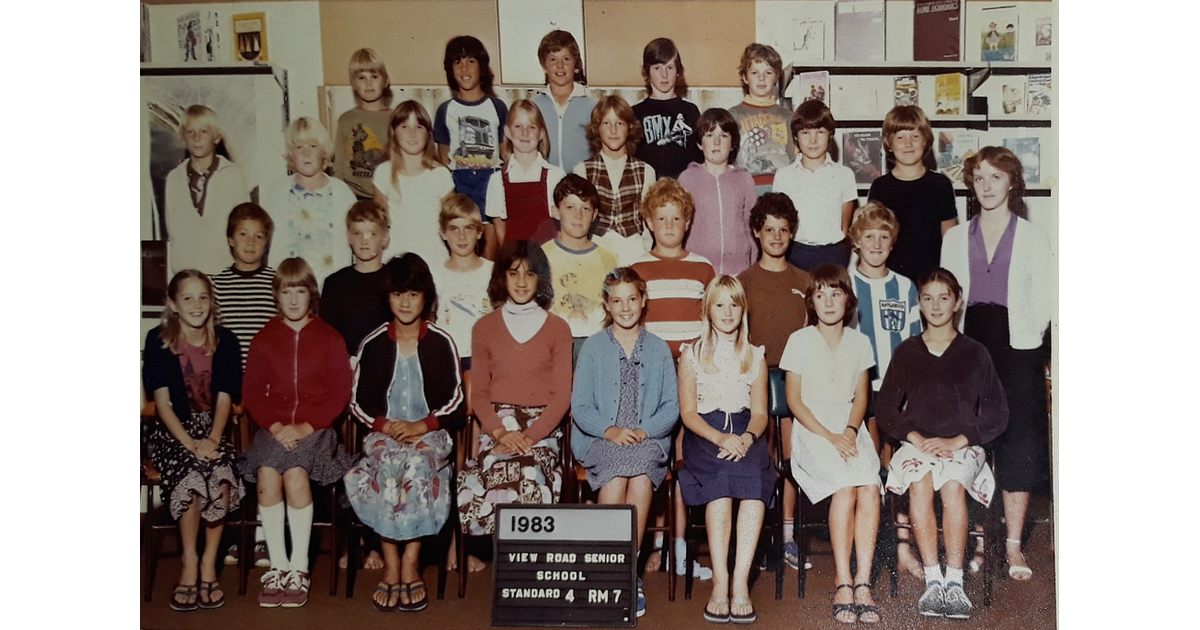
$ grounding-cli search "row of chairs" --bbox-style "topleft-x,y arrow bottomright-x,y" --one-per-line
141,367 -> 1007,606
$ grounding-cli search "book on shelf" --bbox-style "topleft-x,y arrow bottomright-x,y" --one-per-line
835,0 -> 886,63
999,75 -> 1026,116
1003,137 -> 1040,185
1035,18 -> 1053,62
913,0 -> 961,62
894,75 -> 918,107
934,73 -> 965,116
1027,73 -> 1052,116
842,130 -> 884,185
799,71 -> 830,105
936,130 -> 977,182
981,5 -> 1018,62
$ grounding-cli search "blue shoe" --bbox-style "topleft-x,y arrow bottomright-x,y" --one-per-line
636,578 -> 646,617
784,541 -> 800,570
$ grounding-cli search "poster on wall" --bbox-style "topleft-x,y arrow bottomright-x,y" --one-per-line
233,12 -> 268,62
142,71 -> 261,245
497,0 -> 583,85
980,5 -> 1018,62
176,12 -> 202,62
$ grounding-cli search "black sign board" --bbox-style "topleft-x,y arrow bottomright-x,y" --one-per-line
493,504 -> 637,627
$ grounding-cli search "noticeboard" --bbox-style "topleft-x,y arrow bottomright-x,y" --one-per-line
493,504 -> 637,627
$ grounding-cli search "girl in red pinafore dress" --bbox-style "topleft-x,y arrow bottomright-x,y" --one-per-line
485,99 -> 566,248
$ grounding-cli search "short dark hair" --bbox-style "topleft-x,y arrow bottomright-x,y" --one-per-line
553,173 -> 600,210
226,203 -> 275,260
537,30 -> 586,85
790,100 -> 839,161
487,240 -> 554,309
694,108 -> 741,165
805,264 -> 857,327
443,35 -> 495,96
385,253 -> 439,322
749,192 -> 798,235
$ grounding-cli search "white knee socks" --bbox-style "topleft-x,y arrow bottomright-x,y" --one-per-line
260,502 -> 289,571
287,503 -> 314,574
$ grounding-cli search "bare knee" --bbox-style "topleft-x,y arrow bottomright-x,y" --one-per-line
282,467 -> 312,503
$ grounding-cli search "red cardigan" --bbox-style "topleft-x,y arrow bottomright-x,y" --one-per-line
243,316 -> 352,431
470,309 -> 573,443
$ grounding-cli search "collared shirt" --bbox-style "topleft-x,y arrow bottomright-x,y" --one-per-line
484,155 -> 565,220
772,156 -> 859,246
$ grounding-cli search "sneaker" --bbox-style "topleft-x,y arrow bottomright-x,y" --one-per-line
224,544 -> 239,566
258,568 -> 286,608
254,542 -> 271,568
917,582 -> 946,618
943,582 -> 973,619
783,542 -> 800,570
636,578 -> 646,618
675,558 -> 713,580
281,570 -> 311,608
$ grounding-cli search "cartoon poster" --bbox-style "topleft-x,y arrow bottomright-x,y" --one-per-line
980,5 -> 1018,62
176,11 -> 202,63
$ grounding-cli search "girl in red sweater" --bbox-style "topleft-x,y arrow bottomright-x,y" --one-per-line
456,240 -> 573,539
242,257 -> 354,608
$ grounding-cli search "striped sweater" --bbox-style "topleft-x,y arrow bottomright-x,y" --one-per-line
212,264 -> 277,367
630,250 -> 716,358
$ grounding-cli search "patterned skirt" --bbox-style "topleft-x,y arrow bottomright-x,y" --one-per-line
456,404 -> 563,535
884,442 -> 995,507
149,410 -> 246,521
239,426 -> 356,485
344,430 -> 454,541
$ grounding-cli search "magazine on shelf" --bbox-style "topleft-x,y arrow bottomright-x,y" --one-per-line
894,75 -> 918,107
913,0 -> 962,62
799,71 -> 830,105
1027,73 -> 1052,116
834,0 -> 886,63
980,5 -> 1018,62
934,73 -> 965,116
999,75 -> 1027,116
843,131 -> 884,184
1003,137 -> 1040,185
936,130 -> 978,182
1035,18 -> 1053,62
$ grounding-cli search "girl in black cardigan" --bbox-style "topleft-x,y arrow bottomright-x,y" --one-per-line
142,270 -> 245,611
876,269 -> 1008,621
343,253 -> 466,613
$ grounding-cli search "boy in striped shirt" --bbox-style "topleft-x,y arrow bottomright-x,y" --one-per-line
847,201 -> 923,576
211,202 -> 277,568
629,178 -> 716,581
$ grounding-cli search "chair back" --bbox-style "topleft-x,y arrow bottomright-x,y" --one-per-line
767,368 -> 789,417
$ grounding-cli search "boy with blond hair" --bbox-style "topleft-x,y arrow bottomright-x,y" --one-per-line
333,48 -> 393,201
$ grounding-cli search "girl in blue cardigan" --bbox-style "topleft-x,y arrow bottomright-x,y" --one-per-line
571,267 -> 680,618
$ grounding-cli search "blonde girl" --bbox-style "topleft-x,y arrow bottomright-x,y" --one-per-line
677,275 -> 774,624
143,269 -> 246,611
484,99 -> 566,247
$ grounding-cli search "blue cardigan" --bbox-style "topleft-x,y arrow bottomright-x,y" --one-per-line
570,329 -> 680,463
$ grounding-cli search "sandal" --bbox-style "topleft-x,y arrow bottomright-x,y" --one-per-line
198,581 -> 225,609
853,583 -> 881,624
1006,538 -> 1033,580
729,598 -> 756,624
832,584 -> 857,624
703,598 -> 730,624
373,582 -> 400,612
399,581 -> 429,612
170,584 -> 199,612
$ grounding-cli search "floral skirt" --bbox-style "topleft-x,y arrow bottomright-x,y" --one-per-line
149,410 -> 246,521
884,442 -> 995,507
344,430 -> 454,541
456,404 -> 562,535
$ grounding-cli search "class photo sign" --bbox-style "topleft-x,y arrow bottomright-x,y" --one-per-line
493,504 -> 637,627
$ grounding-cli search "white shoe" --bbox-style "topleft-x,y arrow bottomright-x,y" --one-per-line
672,539 -> 713,580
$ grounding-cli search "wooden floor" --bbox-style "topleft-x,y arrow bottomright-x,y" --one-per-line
140,496 -> 1055,630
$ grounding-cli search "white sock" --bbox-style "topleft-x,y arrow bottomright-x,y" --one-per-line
260,502 -> 289,571
945,566 -> 964,586
674,537 -> 688,568
924,565 -> 943,588
287,503 -> 314,574
783,519 -> 795,544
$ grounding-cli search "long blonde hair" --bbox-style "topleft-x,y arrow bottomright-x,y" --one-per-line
693,275 -> 753,374
159,269 -> 219,355
387,100 -> 442,198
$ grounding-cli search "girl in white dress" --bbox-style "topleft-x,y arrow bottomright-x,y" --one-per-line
778,263 -> 881,624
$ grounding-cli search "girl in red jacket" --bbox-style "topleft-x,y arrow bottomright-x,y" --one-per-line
242,257 -> 354,608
